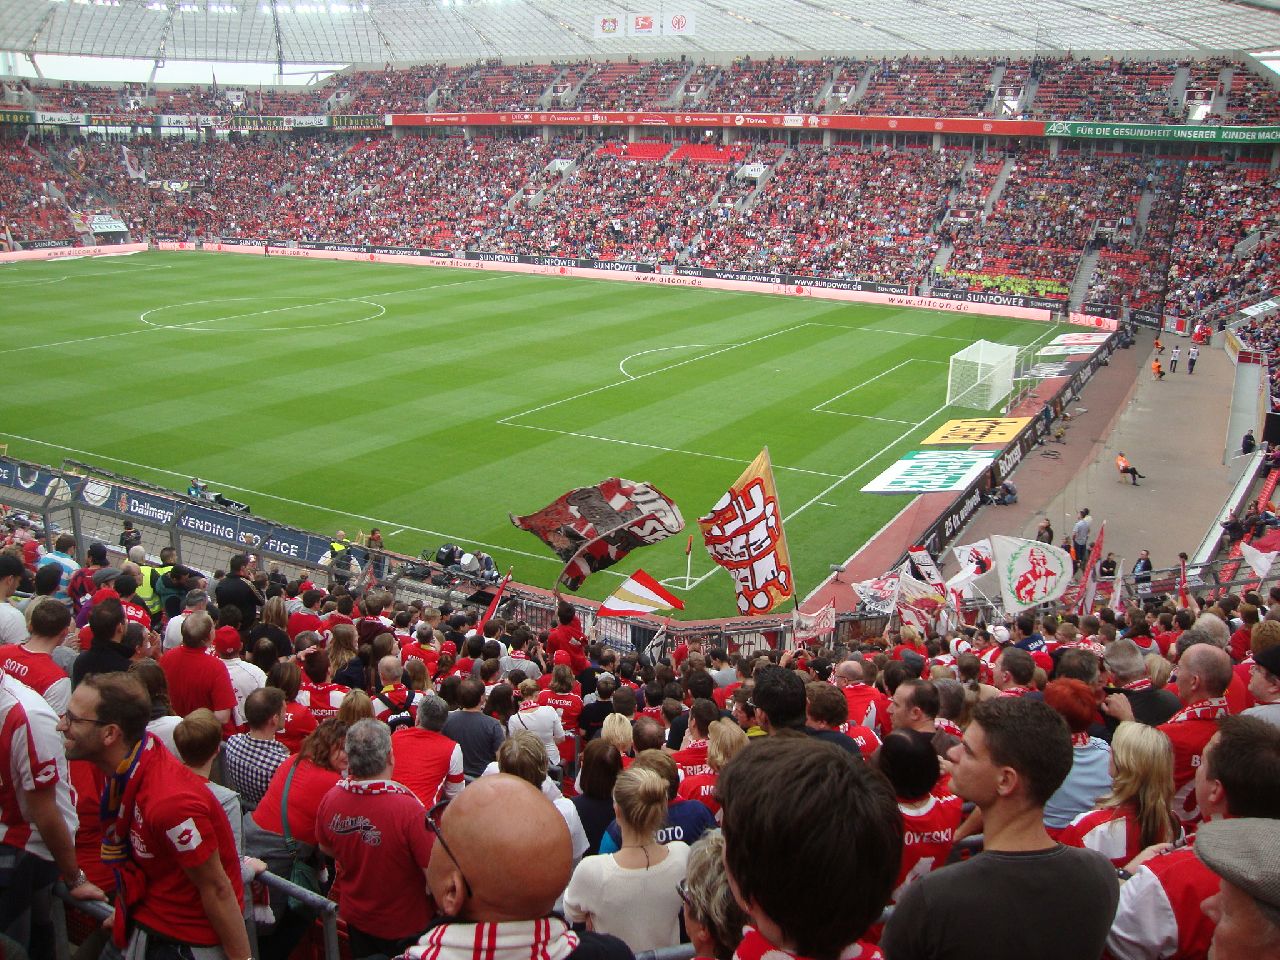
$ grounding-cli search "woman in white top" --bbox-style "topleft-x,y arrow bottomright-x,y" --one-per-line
563,765 -> 690,952
508,678 -> 564,764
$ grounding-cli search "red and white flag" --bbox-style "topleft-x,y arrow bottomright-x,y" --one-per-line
474,570 -> 512,636
598,569 -> 685,618
1076,522 -> 1106,615
793,602 -> 836,645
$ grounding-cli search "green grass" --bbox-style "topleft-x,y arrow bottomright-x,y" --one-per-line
0,250 -> 1067,618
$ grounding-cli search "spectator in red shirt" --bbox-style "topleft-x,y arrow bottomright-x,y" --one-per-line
1105,641 -> 1233,827
61,673 -> 246,960
316,720 -> 435,958
267,660 -> 318,754
1,596 -> 72,715
391,695 -> 464,808
372,654 -> 419,726
538,664 -> 584,768
670,698 -> 718,775
295,645 -> 348,724
676,718 -> 748,819
888,678 -> 961,759
805,681 -> 871,758
546,600 -> 589,675
245,718 -> 348,953
159,611 -> 237,724
835,658 -> 891,735
287,590 -> 327,641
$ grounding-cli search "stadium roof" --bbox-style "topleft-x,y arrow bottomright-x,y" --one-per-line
1,0 -> 1279,67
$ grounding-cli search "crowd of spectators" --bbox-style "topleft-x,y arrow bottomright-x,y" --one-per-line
1085,163 -> 1180,312
0,142 -> 82,246
845,56 -> 1000,117
1163,161 -> 1280,329
685,144 -> 964,283
695,58 -> 829,115
944,151 -> 1149,300
573,60 -> 688,112
1028,58 -> 1181,124
5,528 -> 1280,960
7,56 -> 1280,122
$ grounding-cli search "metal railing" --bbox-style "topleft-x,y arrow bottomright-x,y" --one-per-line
52,869 -> 340,960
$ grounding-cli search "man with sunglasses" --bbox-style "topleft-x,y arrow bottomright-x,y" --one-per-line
0,667 -> 102,958
59,672 -> 248,960
405,775 -> 631,960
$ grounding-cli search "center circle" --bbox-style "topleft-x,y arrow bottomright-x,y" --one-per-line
139,296 -> 384,332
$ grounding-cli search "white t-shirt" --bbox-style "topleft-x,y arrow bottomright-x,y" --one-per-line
507,704 -> 564,762
163,612 -> 188,651
222,657 -> 267,726
563,842 -> 690,952
0,602 -> 27,646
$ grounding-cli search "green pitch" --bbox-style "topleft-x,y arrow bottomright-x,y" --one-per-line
1,251 -> 1067,618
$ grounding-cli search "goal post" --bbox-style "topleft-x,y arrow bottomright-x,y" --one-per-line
946,339 -> 1018,410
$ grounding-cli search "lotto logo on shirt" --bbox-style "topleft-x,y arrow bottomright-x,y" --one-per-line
165,818 -> 203,853
32,760 -> 58,786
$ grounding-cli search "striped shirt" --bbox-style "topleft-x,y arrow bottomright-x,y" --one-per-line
0,673 -> 77,859
36,551 -> 79,602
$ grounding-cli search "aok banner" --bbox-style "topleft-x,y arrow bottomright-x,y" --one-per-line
920,418 -> 1032,446
1043,120 -> 1280,144
862,449 -> 1000,494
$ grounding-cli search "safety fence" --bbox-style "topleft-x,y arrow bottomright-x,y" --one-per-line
1,454 -> 893,656
54,870 -> 340,960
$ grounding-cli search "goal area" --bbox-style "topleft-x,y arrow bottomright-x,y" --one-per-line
946,339 -> 1018,410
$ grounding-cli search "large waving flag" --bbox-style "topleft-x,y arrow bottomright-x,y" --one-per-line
699,448 -> 793,615
1240,540 -> 1278,580
991,535 -> 1074,612
1076,521 -> 1106,615
598,569 -> 685,618
511,478 -> 684,591
897,567 -> 947,636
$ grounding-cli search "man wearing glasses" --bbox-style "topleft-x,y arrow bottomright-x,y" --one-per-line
59,673 -> 249,960
405,775 -> 631,960
0,667 -> 103,958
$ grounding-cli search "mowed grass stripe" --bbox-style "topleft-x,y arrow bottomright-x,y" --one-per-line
3,252 -> 1068,615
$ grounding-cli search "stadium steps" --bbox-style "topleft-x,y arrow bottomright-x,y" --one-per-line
850,64 -> 875,104
1169,65 -> 1192,116
1068,248 -> 1100,310
984,158 -> 1016,217
984,63 -> 1007,115
739,146 -> 790,212
1212,68 -> 1233,117
1135,187 -> 1156,237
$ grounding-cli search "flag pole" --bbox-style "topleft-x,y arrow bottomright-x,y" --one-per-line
684,533 -> 694,588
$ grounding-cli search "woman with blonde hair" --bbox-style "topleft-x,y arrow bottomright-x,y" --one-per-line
600,712 -> 634,765
676,719 -> 748,818
1144,653 -> 1173,689
336,689 -> 374,725
564,765 -> 690,952
328,623 -> 361,687
679,829 -> 748,960
1058,720 -> 1180,868
508,677 -> 564,766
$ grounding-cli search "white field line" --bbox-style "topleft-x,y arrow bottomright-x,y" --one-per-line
0,431 -> 574,571
812,357 -> 946,411
0,264 -> 176,286
505,422 -> 841,477
0,273 -> 512,356
816,412 -> 918,425
802,497 -> 921,604
618,344 -> 710,380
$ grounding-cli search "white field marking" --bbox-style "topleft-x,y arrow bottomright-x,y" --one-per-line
0,274 -> 509,356
802,496 -> 920,604
816,411 -> 918,425
812,358 -> 945,411
0,263 -> 175,287
139,297 -> 386,333
0,431 -> 571,570
817,501 -> 837,506
505,422 -> 841,477
387,528 -> 407,537
498,323 -> 813,424
618,344 -> 710,380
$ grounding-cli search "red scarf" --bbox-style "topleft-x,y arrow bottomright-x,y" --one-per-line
733,926 -> 882,960
1071,732 -> 1093,748
935,718 -> 962,737
1168,697 -> 1229,724
337,777 -> 417,798
999,685 -> 1031,698
1122,678 -> 1153,692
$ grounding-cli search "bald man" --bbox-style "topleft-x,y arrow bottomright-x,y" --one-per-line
404,776 -> 631,960
1108,643 -> 1234,827
834,659 -> 890,736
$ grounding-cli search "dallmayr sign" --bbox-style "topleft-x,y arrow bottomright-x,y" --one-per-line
1043,120 -> 1280,144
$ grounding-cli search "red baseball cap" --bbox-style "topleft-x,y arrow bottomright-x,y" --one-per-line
553,650 -> 572,666
214,626 -> 243,657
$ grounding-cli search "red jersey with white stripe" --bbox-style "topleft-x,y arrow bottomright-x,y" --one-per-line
892,789 -> 963,903
1158,698 -> 1227,826
1105,844 -> 1217,960
844,724 -> 881,760
841,684 -> 889,735
670,739 -> 711,777
676,772 -> 720,819
297,679 -> 349,723
1058,805 -> 1144,868
0,673 -> 77,860
1,644 -> 71,715
537,689 -> 583,764
400,642 -> 439,674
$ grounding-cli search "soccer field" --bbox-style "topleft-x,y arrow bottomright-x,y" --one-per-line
1,250 -> 1066,618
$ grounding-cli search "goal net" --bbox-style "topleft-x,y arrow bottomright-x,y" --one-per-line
946,339 -> 1018,410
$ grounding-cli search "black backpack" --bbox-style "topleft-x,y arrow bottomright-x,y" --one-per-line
377,690 -> 418,732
